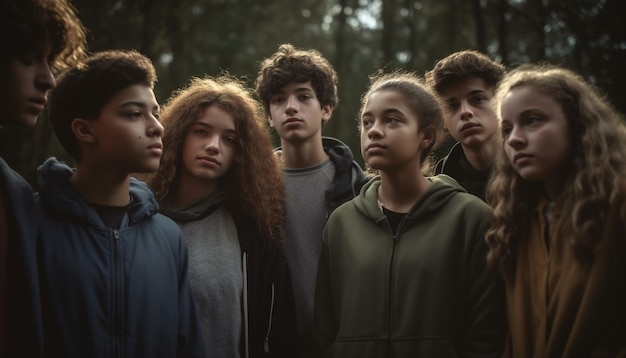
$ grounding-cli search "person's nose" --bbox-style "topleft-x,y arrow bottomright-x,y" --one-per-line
459,100 -> 474,121
147,114 -> 163,137
506,126 -> 525,149
285,95 -> 298,115
36,61 -> 56,92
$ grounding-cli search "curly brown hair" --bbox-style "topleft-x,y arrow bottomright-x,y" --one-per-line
146,75 -> 286,240
485,64 -> 626,275
424,50 -> 505,96
1,0 -> 87,74
255,43 -> 338,114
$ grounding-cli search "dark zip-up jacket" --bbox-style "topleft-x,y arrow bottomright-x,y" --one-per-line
314,175 -> 505,357
321,137 -> 368,217
435,142 -> 491,201
36,158 -> 205,358
162,195 -> 298,358
0,158 -> 43,357
237,214 -> 298,357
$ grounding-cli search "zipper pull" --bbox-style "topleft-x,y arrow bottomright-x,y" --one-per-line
264,338 -> 269,353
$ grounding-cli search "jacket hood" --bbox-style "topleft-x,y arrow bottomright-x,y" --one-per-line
354,174 -> 467,224
322,136 -> 356,163
159,191 -> 228,223
37,157 -> 159,227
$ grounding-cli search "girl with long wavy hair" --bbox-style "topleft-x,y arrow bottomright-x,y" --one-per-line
145,75 -> 297,358
485,64 -> 626,357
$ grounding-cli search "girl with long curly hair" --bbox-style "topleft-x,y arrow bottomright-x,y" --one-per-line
485,64 -> 626,357
145,75 -> 297,358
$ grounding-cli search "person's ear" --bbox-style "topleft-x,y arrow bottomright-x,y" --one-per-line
321,104 -> 334,125
267,115 -> 275,128
420,126 -> 436,149
71,118 -> 96,144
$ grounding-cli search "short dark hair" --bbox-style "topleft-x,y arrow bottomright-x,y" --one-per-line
48,50 -> 157,161
255,43 -> 338,113
425,50 -> 505,95
1,0 -> 87,74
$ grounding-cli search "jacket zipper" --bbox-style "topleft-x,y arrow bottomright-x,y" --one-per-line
113,229 -> 122,358
264,282 -> 276,353
386,218 -> 404,358
242,252 -> 249,358
387,232 -> 397,357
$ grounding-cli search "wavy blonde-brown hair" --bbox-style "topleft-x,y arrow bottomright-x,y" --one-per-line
146,75 -> 285,240
485,64 -> 626,275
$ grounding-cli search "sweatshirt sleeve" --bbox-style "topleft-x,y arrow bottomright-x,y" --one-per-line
175,234 -> 206,358
462,206 -> 506,358
312,225 -> 336,357
265,241 -> 299,357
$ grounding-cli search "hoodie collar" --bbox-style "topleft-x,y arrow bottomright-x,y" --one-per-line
37,157 -> 159,227
354,174 -> 466,223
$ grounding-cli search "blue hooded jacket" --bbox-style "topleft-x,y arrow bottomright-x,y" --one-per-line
36,158 -> 204,357
0,158 -> 43,357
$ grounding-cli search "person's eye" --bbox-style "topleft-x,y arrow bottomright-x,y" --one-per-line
361,118 -> 372,128
299,94 -> 312,101
270,97 -> 284,104
526,115 -> 542,126
126,112 -> 143,119
384,117 -> 399,124
501,125 -> 512,138
472,96 -> 488,105
18,55 -> 36,66
446,102 -> 459,112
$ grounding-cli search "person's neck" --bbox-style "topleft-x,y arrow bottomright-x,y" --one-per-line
175,173 -> 218,209
378,167 -> 431,213
70,165 -> 131,207
279,137 -> 328,169
461,135 -> 500,172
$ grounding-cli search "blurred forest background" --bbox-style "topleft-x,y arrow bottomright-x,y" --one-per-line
2,0 -> 624,186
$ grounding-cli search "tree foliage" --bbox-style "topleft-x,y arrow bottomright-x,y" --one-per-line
2,0 -> 623,185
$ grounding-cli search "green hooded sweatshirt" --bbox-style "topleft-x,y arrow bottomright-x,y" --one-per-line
313,175 -> 505,358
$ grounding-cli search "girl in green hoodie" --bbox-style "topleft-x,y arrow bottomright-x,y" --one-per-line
313,71 -> 505,358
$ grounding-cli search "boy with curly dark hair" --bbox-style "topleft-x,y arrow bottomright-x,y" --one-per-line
0,0 -> 86,355
255,44 -> 367,354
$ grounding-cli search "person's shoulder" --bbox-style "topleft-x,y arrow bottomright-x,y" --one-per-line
431,175 -> 491,212
0,157 -> 32,191
149,212 -> 182,235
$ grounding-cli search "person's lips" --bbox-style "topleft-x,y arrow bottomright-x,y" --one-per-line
198,156 -> 219,165
147,142 -> 163,156
460,122 -> 479,132
513,153 -> 533,164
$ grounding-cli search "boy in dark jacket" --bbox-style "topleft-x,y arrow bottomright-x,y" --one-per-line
0,0 -> 86,355
37,50 -> 205,357
255,44 -> 367,354
425,50 -> 505,201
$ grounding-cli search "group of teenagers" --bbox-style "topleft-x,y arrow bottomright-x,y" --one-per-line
2,0 -> 626,357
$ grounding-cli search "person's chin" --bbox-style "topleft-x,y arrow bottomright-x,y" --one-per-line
134,162 -> 161,174
12,112 -> 39,128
